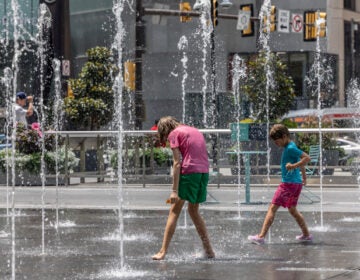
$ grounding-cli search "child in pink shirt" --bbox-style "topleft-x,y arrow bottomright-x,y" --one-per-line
152,116 -> 215,260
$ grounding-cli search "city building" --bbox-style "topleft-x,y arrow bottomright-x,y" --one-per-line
0,0 -> 359,129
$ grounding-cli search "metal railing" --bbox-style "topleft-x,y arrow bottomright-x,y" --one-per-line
42,127 -> 360,187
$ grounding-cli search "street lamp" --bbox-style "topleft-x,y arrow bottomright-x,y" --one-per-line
193,0 -> 233,10
219,0 -> 233,9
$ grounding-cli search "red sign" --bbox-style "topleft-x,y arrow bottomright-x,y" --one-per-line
292,14 -> 303,33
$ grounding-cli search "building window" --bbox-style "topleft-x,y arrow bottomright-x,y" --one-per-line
344,20 -> 360,104
344,0 -> 356,11
185,92 -> 238,128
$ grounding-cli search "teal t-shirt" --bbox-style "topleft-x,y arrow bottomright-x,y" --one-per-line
281,141 -> 304,183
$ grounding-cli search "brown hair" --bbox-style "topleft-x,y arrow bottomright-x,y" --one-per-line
269,124 -> 290,140
157,116 -> 180,144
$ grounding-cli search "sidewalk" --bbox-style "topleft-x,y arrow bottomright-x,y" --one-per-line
1,185 -> 359,213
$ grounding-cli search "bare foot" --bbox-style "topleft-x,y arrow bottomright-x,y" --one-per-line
152,251 -> 166,260
206,251 -> 215,259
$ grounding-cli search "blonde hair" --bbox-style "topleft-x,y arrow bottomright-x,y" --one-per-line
157,116 -> 180,143
269,124 -> 290,140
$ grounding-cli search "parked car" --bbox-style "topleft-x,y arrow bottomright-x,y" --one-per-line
0,134 -> 11,150
349,157 -> 360,175
334,138 -> 360,156
334,138 -> 360,172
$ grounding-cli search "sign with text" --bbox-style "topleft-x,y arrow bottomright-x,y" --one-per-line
248,124 -> 268,141
237,10 -> 251,30
62,60 -> 70,76
278,9 -> 290,33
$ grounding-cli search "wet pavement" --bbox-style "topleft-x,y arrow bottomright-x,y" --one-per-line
0,185 -> 359,279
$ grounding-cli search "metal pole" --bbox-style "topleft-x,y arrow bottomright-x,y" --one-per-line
80,140 -> 85,183
135,0 -> 145,130
210,1 -> 218,173
65,134 -> 69,187
210,29 -> 218,172
142,136 -> 146,188
351,19 -> 356,79
143,8 -> 258,21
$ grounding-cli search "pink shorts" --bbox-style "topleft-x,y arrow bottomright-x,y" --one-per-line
271,182 -> 302,208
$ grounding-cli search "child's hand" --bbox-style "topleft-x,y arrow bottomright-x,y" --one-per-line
302,177 -> 307,186
286,163 -> 294,170
166,192 -> 179,204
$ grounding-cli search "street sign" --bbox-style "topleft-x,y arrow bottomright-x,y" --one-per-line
278,9 -> 290,33
291,13 -> 303,33
62,60 -> 70,76
237,10 -> 251,30
230,123 -> 249,141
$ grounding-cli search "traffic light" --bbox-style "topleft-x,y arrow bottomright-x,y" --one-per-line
304,10 -> 326,41
179,2 -> 192,23
211,0 -> 218,27
315,11 -> 327,37
124,61 -> 136,91
262,5 -> 276,33
270,5 -> 276,32
304,11 -> 316,41
67,83 -> 74,98
240,4 -> 254,37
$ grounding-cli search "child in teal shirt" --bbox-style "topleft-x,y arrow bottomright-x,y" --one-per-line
248,124 -> 313,244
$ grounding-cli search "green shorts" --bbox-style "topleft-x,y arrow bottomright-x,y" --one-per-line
178,173 -> 209,204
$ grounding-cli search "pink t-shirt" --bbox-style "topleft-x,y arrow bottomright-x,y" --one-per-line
168,125 -> 209,174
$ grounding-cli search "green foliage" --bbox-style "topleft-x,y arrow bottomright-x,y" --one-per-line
0,124 -> 77,174
15,123 -> 63,154
281,118 -> 298,129
44,147 -> 79,173
242,51 -> 296,122
0,150 -> 31,173
15,123 -> 41,154
295,116 -> 342,154
145,148 -> 173,166
64,97 -> 110,129
64,46 -> 117,130
111,148 -> 172,169
0,148 -> 79,174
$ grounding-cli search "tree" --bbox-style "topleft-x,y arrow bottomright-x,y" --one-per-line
242,51 -> 296,122
64,47 -> 116,130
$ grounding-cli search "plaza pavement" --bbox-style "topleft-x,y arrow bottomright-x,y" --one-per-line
0,176 -> 360,279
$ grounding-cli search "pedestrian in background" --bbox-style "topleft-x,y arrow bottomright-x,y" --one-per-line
150,119 -> 165,147
14,92 -> 34,127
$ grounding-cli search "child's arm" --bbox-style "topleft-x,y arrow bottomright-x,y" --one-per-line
286,152 -> 311,170
286,152 -> 310,185
169,147 -> 181,204
300,165 -> 307,186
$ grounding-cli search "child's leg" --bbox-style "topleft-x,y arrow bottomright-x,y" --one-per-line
258,204 -> 280,238
187,203 -> 215,258
288,206 -> 310,236
152,199 -> 185,260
